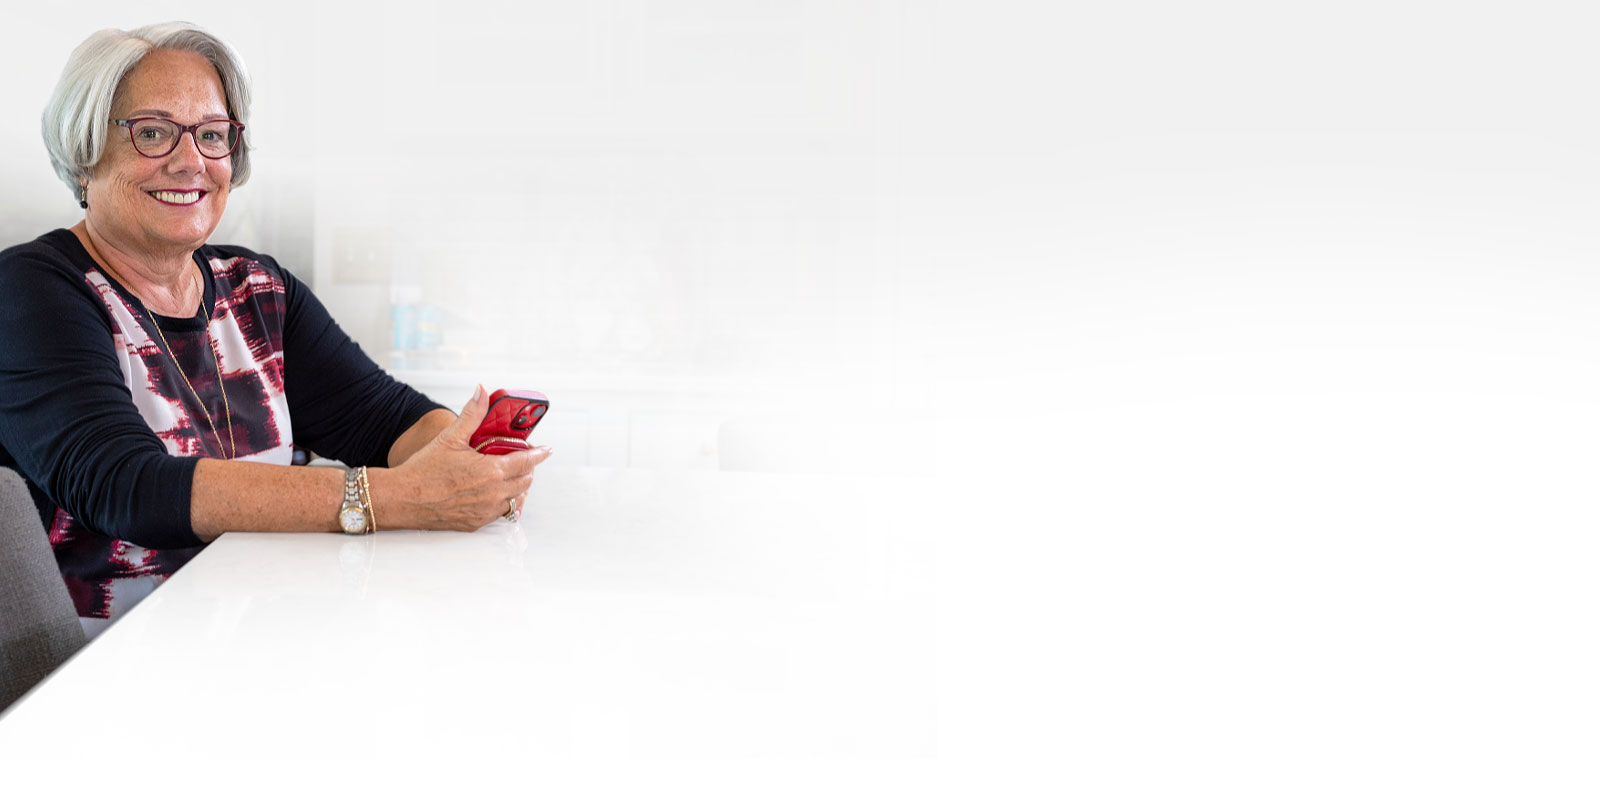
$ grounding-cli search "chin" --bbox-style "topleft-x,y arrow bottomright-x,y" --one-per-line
157,217 -> 223,246
144,229 -> 215,253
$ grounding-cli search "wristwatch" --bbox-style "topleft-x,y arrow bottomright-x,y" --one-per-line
339,467 -> 372,534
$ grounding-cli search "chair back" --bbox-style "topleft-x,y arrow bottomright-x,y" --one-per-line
0,467 -> 84,713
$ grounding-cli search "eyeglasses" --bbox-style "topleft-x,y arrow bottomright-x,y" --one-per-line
111,117 -> 245,159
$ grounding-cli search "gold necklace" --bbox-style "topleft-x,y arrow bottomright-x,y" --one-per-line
149,314 -> 236,460
78,229 -> 236,459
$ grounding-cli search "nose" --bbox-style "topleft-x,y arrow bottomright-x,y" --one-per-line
163,129 -> 207,172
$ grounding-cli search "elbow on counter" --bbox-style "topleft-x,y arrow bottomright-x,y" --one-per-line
56,448 -> 205,551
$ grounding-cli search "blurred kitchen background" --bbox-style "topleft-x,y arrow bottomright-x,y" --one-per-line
1,1 -> 1038,475
5,1 -> 1600,491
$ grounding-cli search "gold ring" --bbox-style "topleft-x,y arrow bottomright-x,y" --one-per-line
503,497 -> 518,520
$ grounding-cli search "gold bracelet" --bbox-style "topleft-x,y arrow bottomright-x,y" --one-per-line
357,466 -> 377,533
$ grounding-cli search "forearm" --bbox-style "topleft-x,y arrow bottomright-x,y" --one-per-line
387,408 -> 456,466
189,459 -> 436,541
189,389 -> 548,541
192,405 -> 457,539
189,458 -> 346,542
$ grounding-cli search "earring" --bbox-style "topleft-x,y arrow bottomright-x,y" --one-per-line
78,184 -> 88,210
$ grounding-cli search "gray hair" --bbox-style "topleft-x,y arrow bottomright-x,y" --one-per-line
41,22 -> 253,203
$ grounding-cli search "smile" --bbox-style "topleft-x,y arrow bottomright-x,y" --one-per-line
147,190 -> 205,206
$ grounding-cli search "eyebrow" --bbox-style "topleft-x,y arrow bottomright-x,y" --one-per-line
123,108 -> 231,121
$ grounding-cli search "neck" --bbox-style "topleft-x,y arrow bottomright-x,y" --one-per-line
71,220 -> 202,318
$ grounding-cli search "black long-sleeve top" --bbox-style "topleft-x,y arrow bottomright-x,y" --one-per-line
0,229 -> 444,622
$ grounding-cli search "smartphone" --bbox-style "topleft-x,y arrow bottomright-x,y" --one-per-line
470,389 -> 549,455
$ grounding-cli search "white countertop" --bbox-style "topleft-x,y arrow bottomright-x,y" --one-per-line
0,466 -> 945,793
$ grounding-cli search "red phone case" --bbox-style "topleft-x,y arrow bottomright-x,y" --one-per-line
470,389 -> 549,455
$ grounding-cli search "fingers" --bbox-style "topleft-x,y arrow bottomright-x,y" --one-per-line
495,449 -> 542,501
506,488 -> 530,523
441,385 -> 492,448
463,442 -> 544,528
490,472 -> 535,527
497,449 -> 539,523
487,444 -> 552,477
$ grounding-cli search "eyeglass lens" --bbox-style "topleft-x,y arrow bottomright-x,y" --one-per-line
129,119 -> 239,158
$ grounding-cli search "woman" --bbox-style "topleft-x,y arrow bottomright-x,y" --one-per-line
0,22 -> 550,639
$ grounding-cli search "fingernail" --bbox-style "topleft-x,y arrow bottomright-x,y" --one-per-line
472,385 -> 485,403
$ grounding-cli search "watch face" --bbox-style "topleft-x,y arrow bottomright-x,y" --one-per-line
340,506 -> 368,534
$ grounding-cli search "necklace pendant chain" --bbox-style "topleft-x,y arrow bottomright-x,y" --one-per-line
150,314 -> 237,461
78,230 -> 237,461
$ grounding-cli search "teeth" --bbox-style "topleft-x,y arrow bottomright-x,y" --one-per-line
151,190 -> 201,204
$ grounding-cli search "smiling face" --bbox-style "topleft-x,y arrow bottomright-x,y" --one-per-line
85,48 -> 233,257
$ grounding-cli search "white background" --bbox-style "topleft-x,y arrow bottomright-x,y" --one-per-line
3,1 -> 1600,794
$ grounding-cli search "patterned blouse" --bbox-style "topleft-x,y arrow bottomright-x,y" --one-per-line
0,229 -> 442,638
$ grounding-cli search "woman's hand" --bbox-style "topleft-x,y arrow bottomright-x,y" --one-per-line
371,385 -> 552,531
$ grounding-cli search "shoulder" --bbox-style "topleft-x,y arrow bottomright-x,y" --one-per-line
0,229 -> 93,274
196,241 -> 311,293
198,241 -> 285,275
0,232 -> 114,346
0,229 -> 106,305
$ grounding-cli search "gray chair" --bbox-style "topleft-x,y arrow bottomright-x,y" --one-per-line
0,467 -> 84,713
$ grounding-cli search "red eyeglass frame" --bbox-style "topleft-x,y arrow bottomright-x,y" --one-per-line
110,117 -> 246,159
